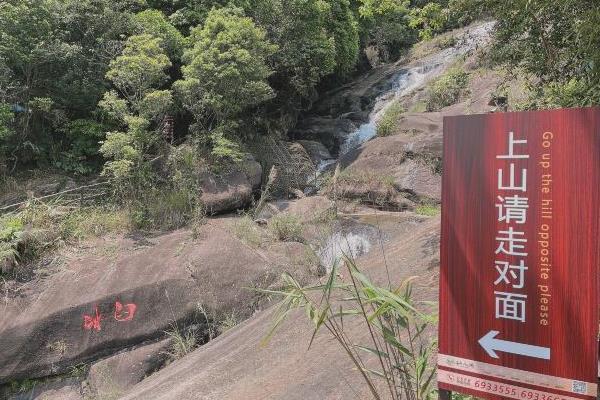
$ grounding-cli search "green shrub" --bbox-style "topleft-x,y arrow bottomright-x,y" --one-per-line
67,363 -> 89,379
12,229 -> 50,263
0,242 -> 18,274
268,213 -> 303,242
0,103 -> 13,139
60,208 -> 131,240
263,258 -> 438,400
426,67 -> 469,111
19,201 -> 54,228
132,190 -> 199,231
233,216 -> 264,248
164,326 -> 197,361
218,311 -> 239,334
376,101 -> 404,137
147,190 -> 194,230
415,204 -> 441,216
0,214 -> 52,275
435,35 -> 458,49
409,101 -> 427,113
54,119 -> 107,175
518,78 -> 596,110
338,170 -> 395,188
9,378 -> 36,394
0,216 -> 23,242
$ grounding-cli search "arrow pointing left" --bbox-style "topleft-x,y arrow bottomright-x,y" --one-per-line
479,330 -> 550,360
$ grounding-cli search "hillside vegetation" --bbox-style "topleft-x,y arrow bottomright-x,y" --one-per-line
1,1 -> 600,399
1,0 -> 598,217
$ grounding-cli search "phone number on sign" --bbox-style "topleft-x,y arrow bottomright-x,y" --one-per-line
473,380 -> 568,400
438,371 -> 581,400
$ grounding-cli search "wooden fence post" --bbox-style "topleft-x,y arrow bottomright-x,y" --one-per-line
438,389 -> 452,400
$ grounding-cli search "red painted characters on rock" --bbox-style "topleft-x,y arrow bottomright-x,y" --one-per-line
83,305 -> 102,331
82,301 -> 138,331
114,301 -> 137,322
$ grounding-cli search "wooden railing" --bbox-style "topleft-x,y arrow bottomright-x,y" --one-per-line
0,181 -> 110,215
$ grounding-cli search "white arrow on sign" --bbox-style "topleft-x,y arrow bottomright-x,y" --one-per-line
478,330 -> 550,360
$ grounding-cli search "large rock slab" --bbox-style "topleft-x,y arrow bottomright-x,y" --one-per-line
265,196 -> 335,223
119,216 -> 441,400
0,218 -> 314,384
200,157 -> 262,215
333,133 -> 442,208
296,140 -> 333,167
86,339 -> 171,398
6,377 -> 83,400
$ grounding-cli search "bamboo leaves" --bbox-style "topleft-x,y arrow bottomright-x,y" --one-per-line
259,255 -> 438,400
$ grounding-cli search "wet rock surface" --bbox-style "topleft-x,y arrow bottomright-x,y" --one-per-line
289,117 -> 357,154
295,140 -> 333,167
317,219 -> 386,273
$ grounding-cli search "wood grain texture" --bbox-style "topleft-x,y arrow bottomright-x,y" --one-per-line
438,108 -> 600,399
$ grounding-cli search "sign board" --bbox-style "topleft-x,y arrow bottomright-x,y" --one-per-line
438,108 -> 600,400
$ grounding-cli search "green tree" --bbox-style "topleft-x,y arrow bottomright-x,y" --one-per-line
106,34 -> 172,110
327,0 -> 361,77
0,0 -> 132,115
245,0 -> 337,135
472,0 -> 600,107
0,0 -> 65,161
54,0 -> 134,114
0,0 -> 132,170
146,0 -> 231,34
0,0 -> 62,106
175,6 -> 277,160
0,103 -> 14,175
357,0 -> 416,61
100,34 -> 173,195
134,9 -> 187,60
409,2 -> 447,40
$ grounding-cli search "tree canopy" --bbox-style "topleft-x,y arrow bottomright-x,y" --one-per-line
1,0 -> 598,180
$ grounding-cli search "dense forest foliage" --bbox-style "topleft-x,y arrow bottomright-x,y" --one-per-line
1,0 -> 599,188
0,0 -> 444,178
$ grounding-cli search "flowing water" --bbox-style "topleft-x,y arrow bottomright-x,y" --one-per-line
339,21 -> 494,155
318,221 -> 385,273
316,22 -> 494,270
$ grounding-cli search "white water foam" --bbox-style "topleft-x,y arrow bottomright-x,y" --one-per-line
339,21 -> 495,155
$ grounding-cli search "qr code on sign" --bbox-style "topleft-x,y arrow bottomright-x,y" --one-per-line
572,381 -> 587,394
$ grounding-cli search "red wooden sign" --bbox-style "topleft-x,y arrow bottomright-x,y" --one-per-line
439,108 -> 600,400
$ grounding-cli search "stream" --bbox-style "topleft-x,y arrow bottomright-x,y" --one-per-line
340,21 -> 494,156
315,21 -> 494,271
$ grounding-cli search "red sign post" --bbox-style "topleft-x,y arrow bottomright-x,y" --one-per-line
439,108 -> 600,400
